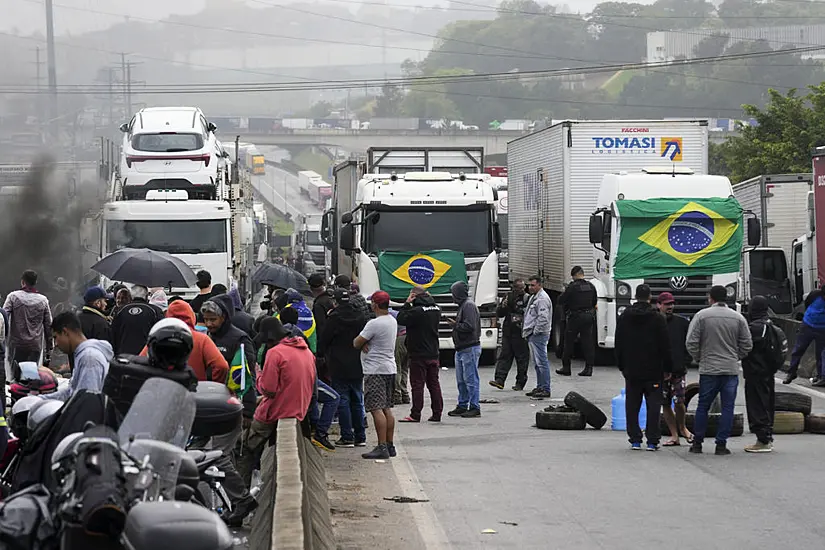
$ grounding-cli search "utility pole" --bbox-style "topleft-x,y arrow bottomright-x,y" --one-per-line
45,0 -> 59,143
118,54 -> 141,120
31,47 -> 46,141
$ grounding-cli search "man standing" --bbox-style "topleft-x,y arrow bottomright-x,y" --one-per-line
277,289 -> 317,354
615,285 -> 672,451
686,285 -> 753,455
783,288 -> 825,385
111,285 -> 163,356
557,266 -> 597,377
353,291 -> 398,459
397,286 -> 443,423
336,275 -> 372,320
523,277 -> 552,399
489,279 -> 530,391
743,296 -> 787,453
78,286 -> 112,344
4,270 -> 52,375
189,270 -> 213,316
309,273 -> 335,339
657,292 -> 693,447
446,281 -> 482,418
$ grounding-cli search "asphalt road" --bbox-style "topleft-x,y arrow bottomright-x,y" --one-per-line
252,146 -> 323,219
328,361 -> 825,550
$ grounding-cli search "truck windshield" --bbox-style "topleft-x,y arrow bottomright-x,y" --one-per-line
106,220 -> 227,254
131,133 -> 204,153
365,207 -> 492,256
306,230 -> 323,246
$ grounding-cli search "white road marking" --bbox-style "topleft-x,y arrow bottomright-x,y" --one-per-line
389,439 -> 452,550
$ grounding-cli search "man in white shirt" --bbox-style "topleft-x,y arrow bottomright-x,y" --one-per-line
354,291 -> 398,460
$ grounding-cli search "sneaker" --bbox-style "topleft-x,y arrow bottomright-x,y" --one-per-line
222,496 -> 258,528
630,442 -> 642,450
488,380 -> 505,390
646,443 -> 660,452
334,438 -> 355,448
354,440 -> 367,447
555,369 -> 571,376
783,372 -> 797,385
387,443 -> 397,458
715,444 -> 732,456
362,444 -> 390,460
447,406 -> 468,417
427,416 -> 441,422
525,388 -> 539,397
312,435 -> 336,452
530,389 -> 552,399
744,441 -> 773,453
689,442 -> 703,454
512,384 -> 525,391
813,378 -> 825,388
460,407 -> 481,418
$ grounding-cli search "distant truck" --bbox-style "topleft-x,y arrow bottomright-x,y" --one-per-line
298,170 -> 332,207
367,118 -> 420,131
281,118 -> 312,130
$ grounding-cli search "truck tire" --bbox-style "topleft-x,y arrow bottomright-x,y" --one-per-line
563,391 -> 607,430
684,412 -> 744,437
773,411 -> 805,435
552,308 -> 565,359
805,413 -> 825,434
535,407 -> 586,430
774,391 -> 812,416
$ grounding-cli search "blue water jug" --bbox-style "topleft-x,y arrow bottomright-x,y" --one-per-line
611,389 -> 647,431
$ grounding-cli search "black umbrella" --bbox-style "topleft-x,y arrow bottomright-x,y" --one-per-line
252,263 -> 310,295
92,248 -> 197,289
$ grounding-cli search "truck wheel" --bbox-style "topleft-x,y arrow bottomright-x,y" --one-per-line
563,391 -> 607,430
774,391 -> 812,416
552,309 -> 565,358
773,411 -> 805,435
535,407 -> 586,430
805,413 -> 825,434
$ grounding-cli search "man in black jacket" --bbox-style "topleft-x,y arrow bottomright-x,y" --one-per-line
743,296 -> 780,453
318,288 -> 368,447
615,284 -> 672,451
111,285 -> 163,356
309,273 -> 335,339
397,286 -> 444,422
657,292 -> 693,447
78,286 -> 112,344
490,279 -> 530,391
557,266 -> 598,377
200,294 -> 258,526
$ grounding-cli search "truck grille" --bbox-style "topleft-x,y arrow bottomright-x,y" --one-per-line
644,276 -> 713,318
432,294 -> 457,338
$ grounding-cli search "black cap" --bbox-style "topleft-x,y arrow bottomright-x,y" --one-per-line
635,284 -> 651,301
333,288 -> 350,303
571,266 -> 584,277
308,273 -> 325,289
334,274 -> 352,288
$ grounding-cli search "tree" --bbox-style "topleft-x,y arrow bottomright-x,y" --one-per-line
373,84 -> 404,117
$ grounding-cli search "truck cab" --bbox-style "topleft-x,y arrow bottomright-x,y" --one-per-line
791,190 -> 818,305
587,168 -> 758,350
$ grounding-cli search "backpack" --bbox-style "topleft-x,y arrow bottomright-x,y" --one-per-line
763,320 -> 789,373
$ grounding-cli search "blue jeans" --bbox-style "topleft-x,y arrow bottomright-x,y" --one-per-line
693,374 -> 738,445
332,378 -> 366,443
309,380 -> 340,439
528,333 -> 551,392
455,345 -> 481,410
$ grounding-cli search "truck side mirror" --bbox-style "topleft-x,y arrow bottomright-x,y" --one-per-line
321,209 -> 334,246
208,122 -> 217,133
341,212 -> 353,225
589,214 -> 603,244
493,221 -> 502,250
119,123 -> 129,133
340,223 -> 356,251
747,218 -> 761,247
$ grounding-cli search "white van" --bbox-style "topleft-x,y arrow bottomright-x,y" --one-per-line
119,107 -> 227,200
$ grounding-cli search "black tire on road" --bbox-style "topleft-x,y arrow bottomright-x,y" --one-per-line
805,413 -> 825,434
684,382 -> 700,409
684,412 -> 744,437
774,391 -> 812,416
773,411 -> 805,435
563,391 -> 608,430
535,410 -> 586,430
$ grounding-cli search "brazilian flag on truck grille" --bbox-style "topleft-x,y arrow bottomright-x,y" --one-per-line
378,250 -> 467,301
613,198 -> 742,280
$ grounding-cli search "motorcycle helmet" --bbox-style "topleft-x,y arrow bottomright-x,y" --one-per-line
27,399 -> 63,434
52,431 -> 84,466
11,395 -> 42,441
147,318 -> 193,370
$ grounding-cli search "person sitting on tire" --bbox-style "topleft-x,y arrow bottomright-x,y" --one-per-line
615,284 -> 672,451
656,292 -> 693,447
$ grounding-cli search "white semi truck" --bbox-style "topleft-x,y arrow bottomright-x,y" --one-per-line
322,147 -> 504,359
507,119 -> 759,358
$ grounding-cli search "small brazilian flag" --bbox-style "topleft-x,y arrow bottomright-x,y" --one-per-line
614,197 -> 742,280
378,250 -> 467,301
227,343 -> 255,398
276,302 -> 317,353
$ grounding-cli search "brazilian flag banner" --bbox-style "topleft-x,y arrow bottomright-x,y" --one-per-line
613,198 -> 743,280
378,250 -> 467,301
227,343 -> 255,398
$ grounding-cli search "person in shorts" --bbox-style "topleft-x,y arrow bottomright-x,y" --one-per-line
353,291 -> 398,460
658,292 -> 694,446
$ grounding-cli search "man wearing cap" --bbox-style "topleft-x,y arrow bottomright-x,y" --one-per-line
78,286 -> 112,345
353,291 -> 398,459
335,274 -> 372,320
397,286 -> 443,422
657,292 -> 693,446
557,266 -> 598,377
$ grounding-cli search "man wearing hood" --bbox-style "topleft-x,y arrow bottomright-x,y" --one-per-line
615,284 -> 672,451
276,289 -> 317,353
43,312 -> 113,402
199,294 -> 258,526
397,286 -> 443,423
742,296 -> 786,453
447,281 -> 482,418
139,300 -> 228,384
228,286 -> 256,338
111,285 -> 163,356
318,288 -> 368,447
335,275 -> 373,320
78,286 -> 112,344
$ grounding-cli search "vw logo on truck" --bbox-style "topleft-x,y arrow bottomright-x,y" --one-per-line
669,276 -> 689,291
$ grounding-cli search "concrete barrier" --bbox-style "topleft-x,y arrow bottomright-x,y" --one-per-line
772,316 -> 817,378
250,419 -> 335,550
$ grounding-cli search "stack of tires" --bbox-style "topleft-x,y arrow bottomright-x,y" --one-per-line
536,392 -> 607,431
772,391 -> 816,435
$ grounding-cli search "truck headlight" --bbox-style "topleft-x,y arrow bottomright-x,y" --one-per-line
480,318 -> 497,328
725,284 -> 737,300
616,283 -> 631,299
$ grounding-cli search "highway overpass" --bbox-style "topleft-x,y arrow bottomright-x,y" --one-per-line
238,128 -> 737,155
